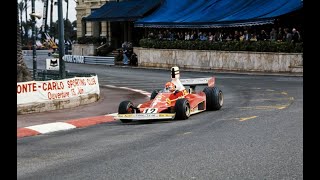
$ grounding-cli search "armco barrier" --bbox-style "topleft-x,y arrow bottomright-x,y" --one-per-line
84,56 -> 115,65
23,50 -> 53,56
29,69 -> 96,81
23,51 -> 114,66
63,55 -> 114,66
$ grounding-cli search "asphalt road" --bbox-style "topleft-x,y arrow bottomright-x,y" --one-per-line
18,54 -> 303,179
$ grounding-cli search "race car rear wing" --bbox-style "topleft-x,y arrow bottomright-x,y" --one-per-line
180,77 -> 215,87
180,77 -> 215,92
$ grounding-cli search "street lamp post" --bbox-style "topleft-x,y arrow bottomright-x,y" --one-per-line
31,0 -> 37,80
58,0 -> 66,79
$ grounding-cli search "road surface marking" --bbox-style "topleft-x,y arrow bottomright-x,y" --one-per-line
250,97 -> 294,101
102,85 -> 151,97
26,122 -> 76,134
266,89 -> 275,91
183,132 -> 192,135
239,104 -> 290,110
238,116 -> 258,121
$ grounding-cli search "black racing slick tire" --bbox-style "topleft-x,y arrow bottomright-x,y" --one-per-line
211,87 -> 223,110
118,101 -> 134,123
203,87 -> 223,111
174,98 -> 191,120
203,87 -> 214,111
150,89 -> 161,100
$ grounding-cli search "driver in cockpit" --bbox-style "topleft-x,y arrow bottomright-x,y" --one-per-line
164,81 -> 176,93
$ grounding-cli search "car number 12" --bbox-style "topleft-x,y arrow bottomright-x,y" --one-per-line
143,108 -> 158,113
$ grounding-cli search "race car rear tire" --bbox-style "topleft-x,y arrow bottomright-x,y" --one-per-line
175,98 -> 190,120
203,87 -> 214,111
118,101 -> 134,123
203,87 -> 223,110
211,87 -> 223,110
150,89 -> 161,100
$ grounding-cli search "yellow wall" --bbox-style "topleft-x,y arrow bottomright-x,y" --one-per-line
75,0 -> 111,38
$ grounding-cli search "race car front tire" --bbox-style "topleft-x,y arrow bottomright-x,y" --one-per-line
118,100 -> 134,123
175,98 -> 191,120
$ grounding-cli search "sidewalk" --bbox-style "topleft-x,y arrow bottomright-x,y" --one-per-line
17,86 -> 150,138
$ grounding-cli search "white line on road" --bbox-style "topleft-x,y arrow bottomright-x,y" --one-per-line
26,122 -> 76,134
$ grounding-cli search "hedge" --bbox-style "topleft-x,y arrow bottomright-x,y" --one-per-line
139,39 -> 303,53
77,36 -> 104,44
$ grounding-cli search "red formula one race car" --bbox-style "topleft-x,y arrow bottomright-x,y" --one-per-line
115,77 -> 223,123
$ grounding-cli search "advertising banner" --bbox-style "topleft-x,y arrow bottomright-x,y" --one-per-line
63,55 -> 85,63
17,76 -> 100,105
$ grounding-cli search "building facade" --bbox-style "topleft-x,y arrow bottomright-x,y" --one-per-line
76,0 -> 116,42
75,0 -> 135,50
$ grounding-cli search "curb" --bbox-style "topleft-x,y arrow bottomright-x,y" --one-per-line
17,114 -> 117,138
17,86 -> 151,139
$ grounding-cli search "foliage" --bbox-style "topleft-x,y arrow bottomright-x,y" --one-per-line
64,19 -> 76,41
17,0 -> 32,82
139,39 -> 303,53
51,19 -> 77,41
96,45 -> 114,56
77,36 -> 104,44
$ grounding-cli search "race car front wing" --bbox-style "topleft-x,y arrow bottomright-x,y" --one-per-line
115,113 -> 175,120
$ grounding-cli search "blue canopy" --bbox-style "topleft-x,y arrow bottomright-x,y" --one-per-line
135,0 -> 303,28
85,0 -> 163,21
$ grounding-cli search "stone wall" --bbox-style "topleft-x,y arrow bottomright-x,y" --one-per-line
134,47 -> 303,73
72,44 -> 98,56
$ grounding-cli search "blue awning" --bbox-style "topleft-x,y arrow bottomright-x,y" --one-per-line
135,0 -> 303,28
84,0 -> 163,22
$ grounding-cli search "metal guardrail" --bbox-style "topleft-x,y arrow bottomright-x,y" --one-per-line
30,69 -> 96,81
63,55 -> 115,66
23,50 -> 53,56
84,56 -> 115,65
23,50 -> 72,56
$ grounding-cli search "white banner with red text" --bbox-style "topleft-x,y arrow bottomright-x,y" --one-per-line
17,76 -> 100,105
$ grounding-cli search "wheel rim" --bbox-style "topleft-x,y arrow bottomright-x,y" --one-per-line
218,91 -> 224,106
185,104 -> 190,117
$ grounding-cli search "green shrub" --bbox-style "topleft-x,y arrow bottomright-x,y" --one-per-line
96,45 -> 114,56
139,39 -> 303,53
77,36 -> 103,44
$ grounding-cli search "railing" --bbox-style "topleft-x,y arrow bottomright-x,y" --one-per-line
84,56 -> 115,65
30,69 -> 96,81
23,50 -> 72,56
23,50 -> 53,56
63,55 -> 115,66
